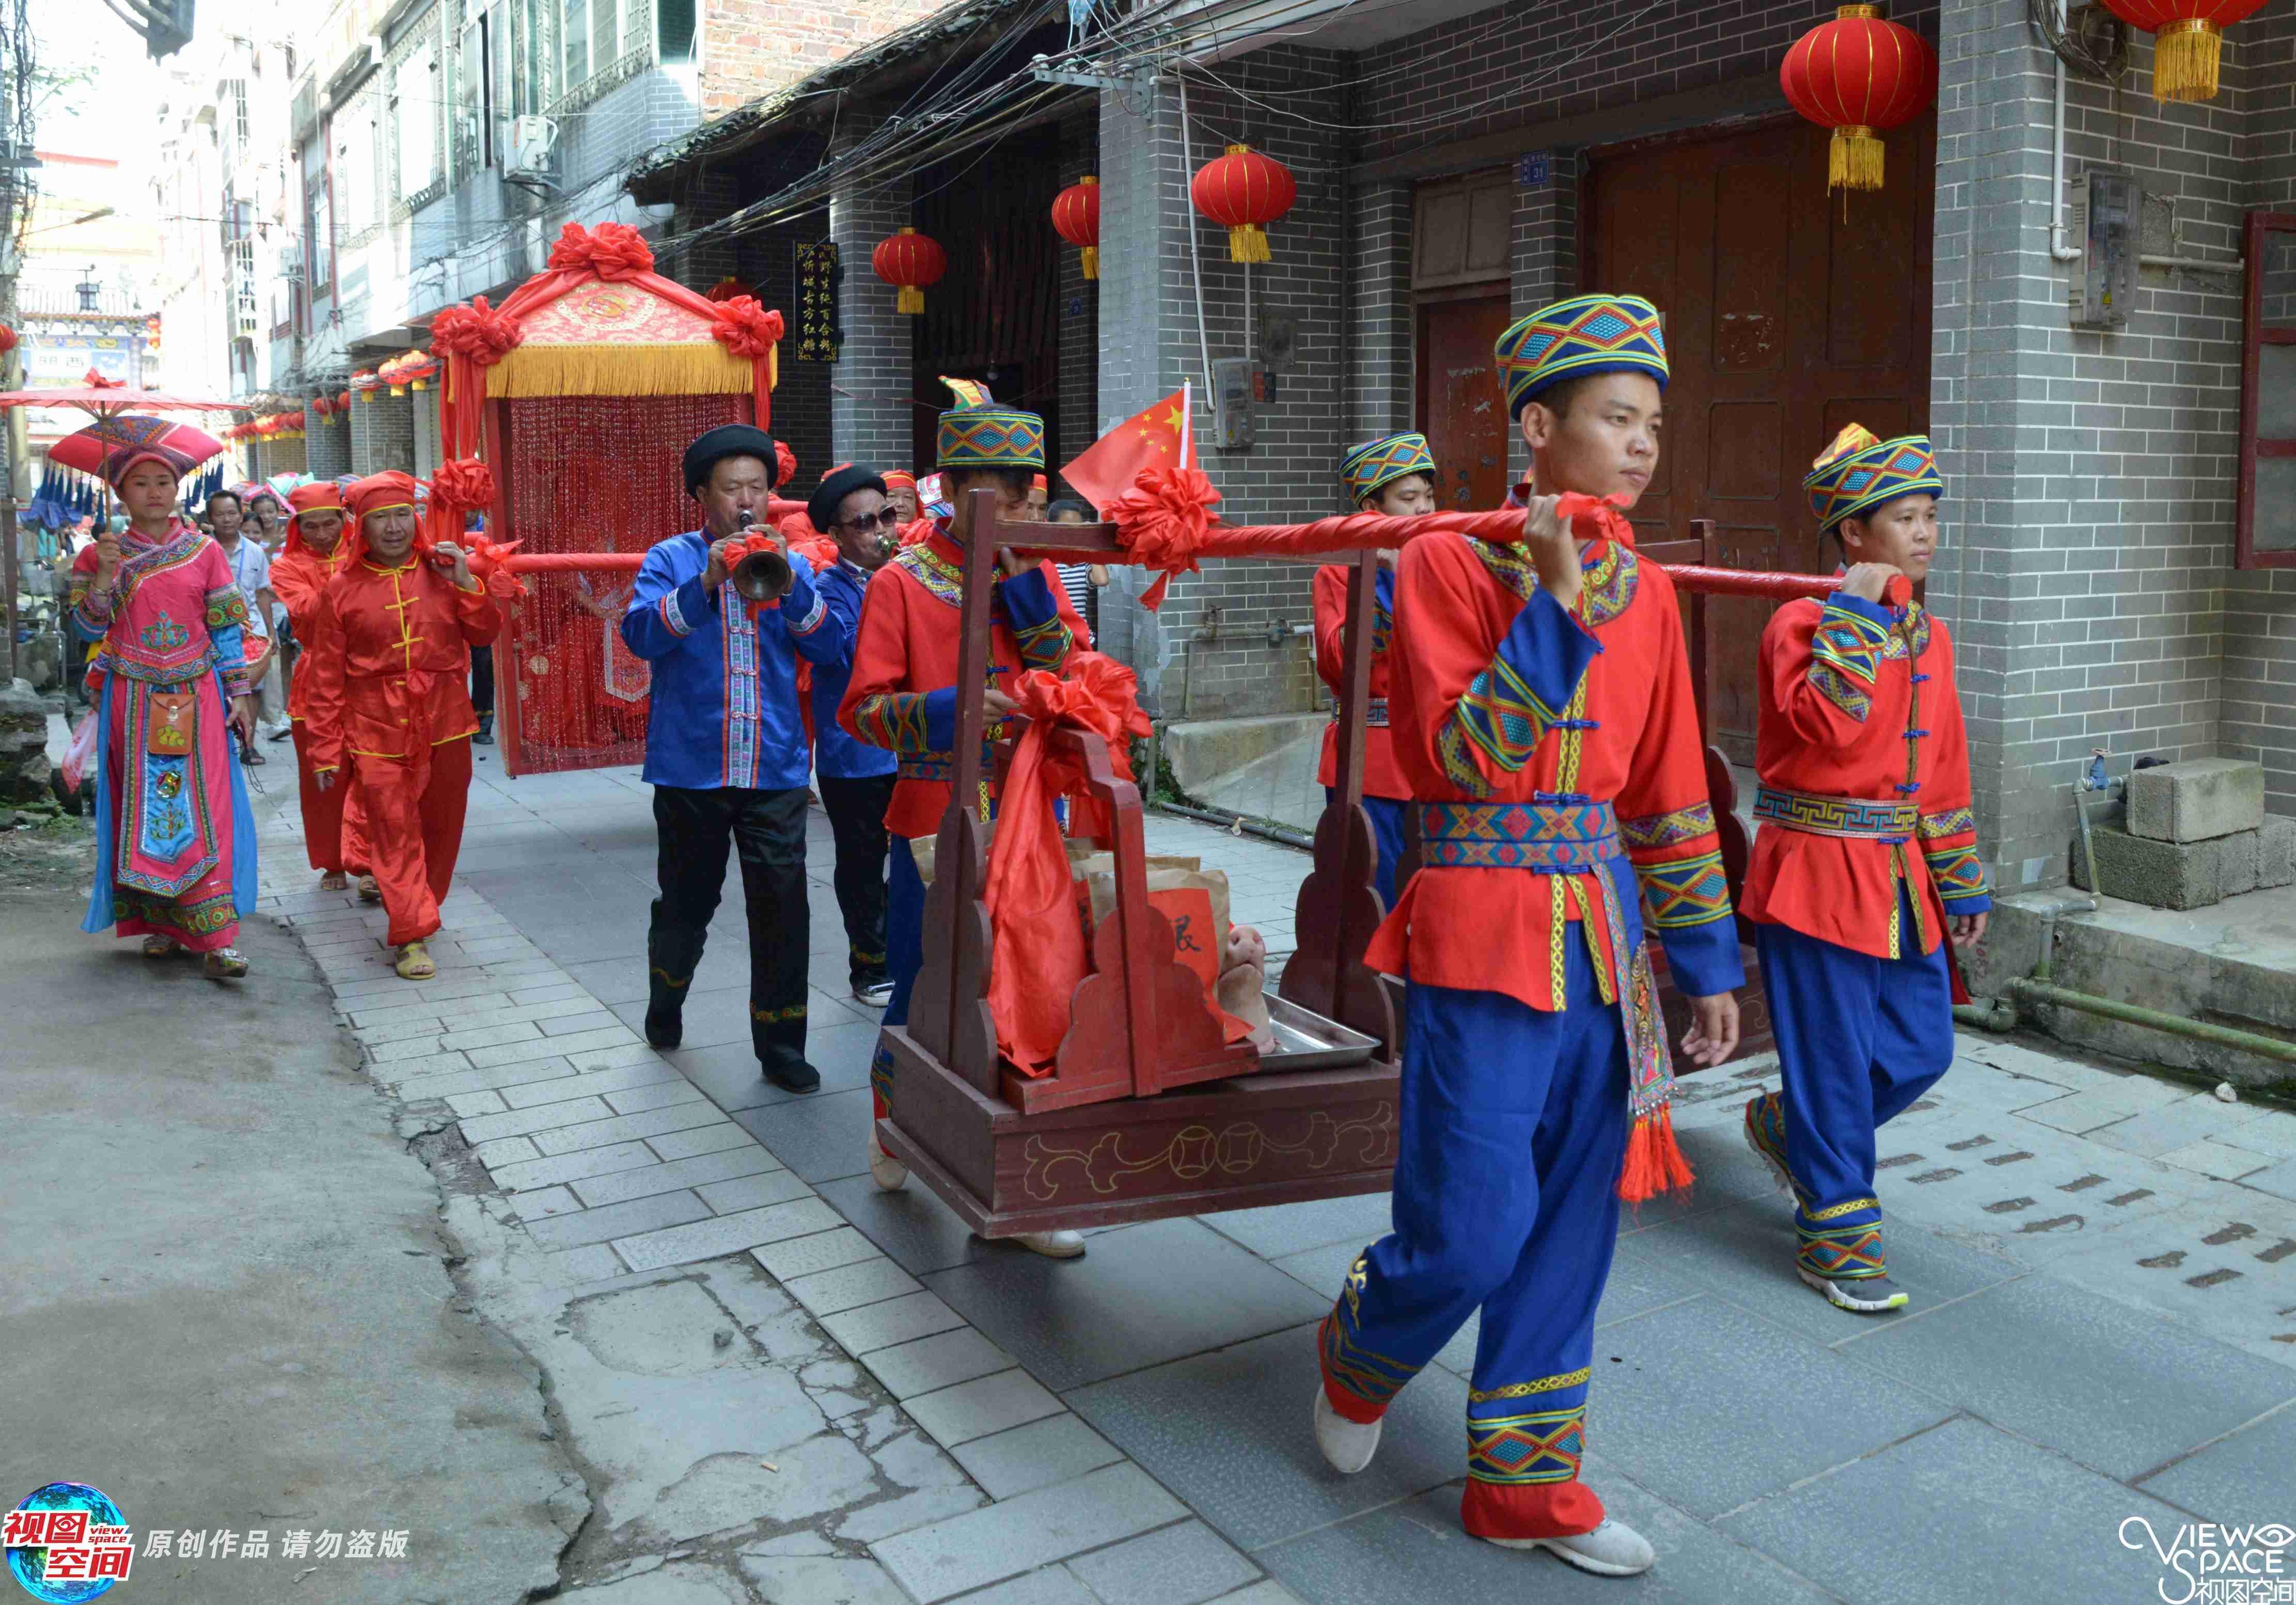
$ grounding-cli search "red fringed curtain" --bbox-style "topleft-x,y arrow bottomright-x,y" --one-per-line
499,392 -> 749,774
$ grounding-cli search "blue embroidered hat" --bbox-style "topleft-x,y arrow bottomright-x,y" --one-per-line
1803,423 -> 1945,532
1340,432 -> 1437,506
1493,293 -> 1669,417
935,377 -> 1045,471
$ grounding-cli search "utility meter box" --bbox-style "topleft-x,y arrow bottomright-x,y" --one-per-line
1211,357 -> 1271,450
2069,169 -> 2139,330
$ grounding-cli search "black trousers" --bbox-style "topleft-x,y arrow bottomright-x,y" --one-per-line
649,784 -> 811,1072
469,645 -> 495,715
817,772 -> 895,985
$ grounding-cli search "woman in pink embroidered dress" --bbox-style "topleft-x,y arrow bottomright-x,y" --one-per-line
65,416 -> 261,979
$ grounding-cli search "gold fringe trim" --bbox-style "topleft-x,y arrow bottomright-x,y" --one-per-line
2151,18 -> 2221,102
897,286 -> 925,315
489,342 -> 753,398
1081,244 -> 1099,281
1828,127 -> 1885,193
1228,223 -> 1271,263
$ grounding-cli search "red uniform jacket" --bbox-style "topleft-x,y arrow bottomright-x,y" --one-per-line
269,546 -> 352,722
837,527 -> 1087,840
1312,563 -> 1409,800
304,557 -> 502,774
1363,529 -> 1743,1012
1741,592 -> 1991,959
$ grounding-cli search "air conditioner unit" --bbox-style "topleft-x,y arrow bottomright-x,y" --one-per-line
511,115 -> 557,175
278,243 -> 304,278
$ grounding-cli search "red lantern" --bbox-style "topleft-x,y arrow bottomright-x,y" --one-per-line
706,276 -> 756,303
0,324 -> 15,354
2096,0 -> 2264,100
871,228 -> 947,316
1189,144 -> 1296,264
337,389 -> 352,411
1052,176 -> 1102,282
1781,5 -> 1937,195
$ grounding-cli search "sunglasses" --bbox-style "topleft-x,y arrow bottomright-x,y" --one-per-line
841,507 -> 904,532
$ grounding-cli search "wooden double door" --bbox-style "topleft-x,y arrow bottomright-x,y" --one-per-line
1582,115 -> 1935,758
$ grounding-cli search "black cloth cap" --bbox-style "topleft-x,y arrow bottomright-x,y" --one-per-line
683,424 -> 781,496
809,464 -> 890,535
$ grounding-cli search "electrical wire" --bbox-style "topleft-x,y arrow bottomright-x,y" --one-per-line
2028,0 -> 2125,81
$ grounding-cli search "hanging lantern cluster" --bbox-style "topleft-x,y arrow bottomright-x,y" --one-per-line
2096,0 -> 2266,100
871,227 -> 947,316
1189,144 -> 1297,264
1780,4 -> 1938,195
313,395 -> 335,418
351,368 -> 380,401
1052,176 -> 1102,281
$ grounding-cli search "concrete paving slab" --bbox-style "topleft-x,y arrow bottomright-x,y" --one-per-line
2133,1402 -> 2296,1522
614,1197 -> 846,1272
1068,1321 -> 1471,1552
1200,1191 -> 1396,1261
923,1218 -> 1331,1392
1839,1275 -> 2296,1478
950,1412 -> 1127,1499
784,1256 -> 925,1317
903,1367 -> 1067,1447
570,1146 -> 788,1209
870,1463 -> 1188,1602
1718,1414 -> 2191,1605
1066,1519 -> 1262,1605
645,1123 -> 763,1161
733,1086 -> 878,1183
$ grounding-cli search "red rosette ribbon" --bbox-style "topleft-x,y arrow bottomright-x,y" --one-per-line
710,295 -> 784,361
546,221 -> 655,281
983,651 -> 1153,1071
463,535 -> 527,600
1106,463 -> 1222,611
429,295 -> 520,367
1553,490 -> 1635,544
775,441 -> 798,488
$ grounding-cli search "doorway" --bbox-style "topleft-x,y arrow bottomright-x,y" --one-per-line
1583,114 -> 1934,759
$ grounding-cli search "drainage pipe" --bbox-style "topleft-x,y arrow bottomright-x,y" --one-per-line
2002,977 -> 2296,1065
1154,799 -> 1316,851
1953,999 -> 2017,1031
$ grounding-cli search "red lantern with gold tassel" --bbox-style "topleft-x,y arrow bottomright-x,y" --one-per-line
2096,0 -> 2266,101
1780,5 -> 1937,195
871,228 -> 947,316
1189,144 -> 1296,264
1052,176 -> 1102,281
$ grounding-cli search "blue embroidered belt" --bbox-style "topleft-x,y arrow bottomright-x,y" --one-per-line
898,741 -> 1002,786
1331,697 -> 1388,729
1753,785 -> 1917,843
1419,799 -> 1619,871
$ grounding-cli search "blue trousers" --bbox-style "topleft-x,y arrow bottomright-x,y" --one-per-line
1752,886 -> 1955,1279
1320,938 -> 1627,1520
1323,788 -> 1409,910
870,835 -> 926,1112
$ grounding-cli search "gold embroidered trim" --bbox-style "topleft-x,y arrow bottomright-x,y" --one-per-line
1468,1365 -> 1593,1403
1806,1195 -> 1881,1222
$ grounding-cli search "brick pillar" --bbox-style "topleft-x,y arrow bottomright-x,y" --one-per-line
306,408 -> 352,478
1348,180 -> 1413,445
1508,150 -> 1579,489
1055,107 -> 1100,500
352,391 -> 416,474
829,119 -> 916,475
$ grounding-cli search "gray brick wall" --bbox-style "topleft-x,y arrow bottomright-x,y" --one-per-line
351,392 -> 417,475
1055,108 -> 1100,506
830,119 -> 918,479
305,409 -> 352,479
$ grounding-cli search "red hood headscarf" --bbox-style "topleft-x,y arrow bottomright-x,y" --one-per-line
344,472 -> 427,565
283,482 -> 349,561
882,470 -> 918,494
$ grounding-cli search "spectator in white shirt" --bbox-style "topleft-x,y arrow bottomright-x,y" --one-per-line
208,490 -> 285,761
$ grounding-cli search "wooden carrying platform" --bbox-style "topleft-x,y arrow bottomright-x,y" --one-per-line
876,500 -> 1778,1238
876,497 -> 1403,1237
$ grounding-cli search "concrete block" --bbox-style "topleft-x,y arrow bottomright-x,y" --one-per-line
2126,757 -> 2266,843
2258,816 -> 2295,890
2070,821 -> 2256,910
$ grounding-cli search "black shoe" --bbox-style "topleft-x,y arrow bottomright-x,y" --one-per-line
644,1004 -> 683,1050
851,969 -> 894,1008
473,713 -> 495,747
762,1057 -> 821,1094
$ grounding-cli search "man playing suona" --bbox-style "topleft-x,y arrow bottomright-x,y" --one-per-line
839,379 -> 1089,1261
1317,294 -> 1744,1578
305,473 -> 500,981
268,481 -> 368,894
806,461 -> 903,1009
1314,431 -> 1439,908
1740,425 -> 1991,1313
622,425 -> 845,1095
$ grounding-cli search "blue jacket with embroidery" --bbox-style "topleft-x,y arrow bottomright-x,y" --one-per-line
810,559 -> 897,781
621,529 -> 844,791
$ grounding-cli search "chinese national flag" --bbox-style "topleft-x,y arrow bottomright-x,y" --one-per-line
1060,385 -> 1194,512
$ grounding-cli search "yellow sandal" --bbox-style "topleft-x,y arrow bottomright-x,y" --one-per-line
320,870 -> 349,891
395,941 -> 436,980
358,875 -> 383,903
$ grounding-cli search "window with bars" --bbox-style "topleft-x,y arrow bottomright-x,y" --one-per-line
304,134 -> 333,306
394,40 -> 439,197
454,8 -> 491,178
2238,211 -> 2296,569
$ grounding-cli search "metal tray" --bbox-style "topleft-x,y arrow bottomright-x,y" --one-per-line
1255,993 -> 1380,1071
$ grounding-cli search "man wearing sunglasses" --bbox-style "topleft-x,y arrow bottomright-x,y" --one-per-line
806,464 -> 903,1007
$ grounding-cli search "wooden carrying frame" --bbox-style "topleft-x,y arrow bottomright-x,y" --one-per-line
874,493 -> 1404,1237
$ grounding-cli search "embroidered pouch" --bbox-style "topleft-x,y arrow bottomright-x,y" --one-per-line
147,691 -> 195,755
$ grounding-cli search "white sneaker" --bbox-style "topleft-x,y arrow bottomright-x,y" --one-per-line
1484,1517 -> 1657,1577
1312,1382 -> 1381,1474
1013,1229 -> 1086,1259
869,1141 -> 908,1192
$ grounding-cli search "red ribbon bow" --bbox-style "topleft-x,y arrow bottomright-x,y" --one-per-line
463,535 -> 527,599
429,295 -> 521,367
546,221 -> 655,281
1105,464 -> 1223,611
430,457 -> 497,513
1552,490 -> 1637,545
710,295 -> 784,361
